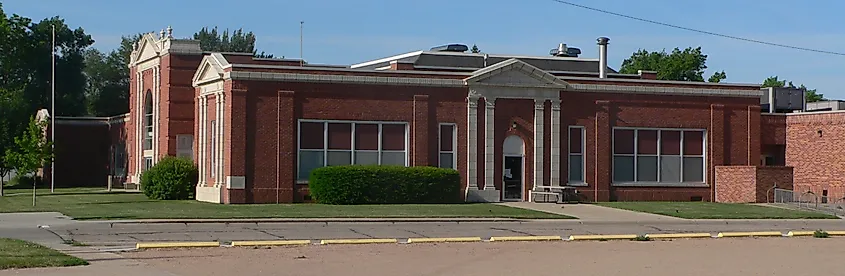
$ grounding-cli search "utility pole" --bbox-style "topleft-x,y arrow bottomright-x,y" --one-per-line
50,24 -> 56,195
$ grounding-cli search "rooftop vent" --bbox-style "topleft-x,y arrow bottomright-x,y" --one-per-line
550,43 -> 581,57
430,44 -> 469,52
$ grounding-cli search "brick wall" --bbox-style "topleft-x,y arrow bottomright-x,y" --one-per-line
559,91 -> 759,202
786,111 -> 845,201
715,166 -> 793,203
230,80 -> 467,203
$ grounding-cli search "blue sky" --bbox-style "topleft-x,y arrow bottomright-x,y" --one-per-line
4,0 -> 844,98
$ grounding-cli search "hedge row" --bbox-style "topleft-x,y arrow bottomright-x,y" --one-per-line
309,165 -> 461,205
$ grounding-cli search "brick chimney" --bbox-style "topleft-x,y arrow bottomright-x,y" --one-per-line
389,60 -> 415,70
638,70 -> 658,80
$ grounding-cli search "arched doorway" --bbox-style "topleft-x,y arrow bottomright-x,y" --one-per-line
502,135 -> 525,201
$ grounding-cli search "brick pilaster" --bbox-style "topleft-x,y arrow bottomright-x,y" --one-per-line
710,104 -> 725,202
594,100 -> 611,201
413,95 -> 430,166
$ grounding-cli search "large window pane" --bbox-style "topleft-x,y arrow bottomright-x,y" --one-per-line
637,156 -> 658,182
300,122 -> 325,149
661,131 -> 681,155
613,156 -> 635,182
354,124 -> 379,150
568,154 -> 583,182
298,150 -> 324,179
354,151 -> 379,165
328,123 -> 352,150
569,128 -> 582,154
439,153 -> 454,169
382,124 -> 406,151
683,157 -> 704,182
614,129 -> 635,154
381,152 -> 405,166
327,151 -> 351,166
440,125 -> 454,152
660,156 -> 682,183
637,130 -> 658,155
683,131 -> 704,155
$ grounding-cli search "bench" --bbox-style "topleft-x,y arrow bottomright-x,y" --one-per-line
531,191 -> 560,203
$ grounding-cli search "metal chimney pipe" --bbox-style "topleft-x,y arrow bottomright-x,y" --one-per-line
597,37 -> 610,79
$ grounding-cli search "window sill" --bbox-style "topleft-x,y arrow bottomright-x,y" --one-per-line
566,182 -> 589,187
296,180 -> 309,185
611,182 -> 708,188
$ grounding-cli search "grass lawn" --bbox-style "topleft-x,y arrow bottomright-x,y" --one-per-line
0,188 -> 571,220
597,202 -> 838,219
0,238 -> 88,270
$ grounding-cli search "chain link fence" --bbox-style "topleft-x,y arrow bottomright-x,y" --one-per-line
772,188 -> 845,217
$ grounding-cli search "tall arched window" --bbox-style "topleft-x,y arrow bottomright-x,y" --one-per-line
143,90 -> 153,150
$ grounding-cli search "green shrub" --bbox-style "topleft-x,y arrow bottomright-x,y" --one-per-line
814,229 -> 830,238
309,165 -> 461,204
140,156 -> 198,200
7,174 -> 42,189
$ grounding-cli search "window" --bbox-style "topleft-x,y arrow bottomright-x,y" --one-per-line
143,90 -> 153,150
113,143 -> 126,176
144,157 -> 153,171
439,123 -> 457,169
298,120 -> 408,180
612,128 -> 705,184
176,135 -> 194,161
568,126 -> 585,184
210,120 -> 216,177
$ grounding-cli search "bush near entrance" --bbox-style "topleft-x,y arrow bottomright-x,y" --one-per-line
141,156 -> 198,200
309,165 -> 461,205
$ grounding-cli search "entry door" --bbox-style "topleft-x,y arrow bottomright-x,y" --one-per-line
503,156 -> 523,201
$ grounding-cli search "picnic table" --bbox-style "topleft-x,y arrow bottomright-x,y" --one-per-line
531,185 -> 580,203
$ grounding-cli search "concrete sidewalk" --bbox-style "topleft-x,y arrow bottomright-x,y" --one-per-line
499,202 -> 685,222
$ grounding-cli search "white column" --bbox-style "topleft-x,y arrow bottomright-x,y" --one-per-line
198,95 -> 206,186
152,66 -> 159,162
550,99 -> 562,186
466,95 -> 479,191
217,92 -> 226,187
136,72 -> 143,181
484,97 -> 496,191
214,92 -> 221,187
533,99 -> 545,191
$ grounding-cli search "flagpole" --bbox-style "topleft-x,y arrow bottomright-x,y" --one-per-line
50,24 -> 56,194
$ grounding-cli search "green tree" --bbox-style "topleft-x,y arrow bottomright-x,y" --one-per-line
0,88 -> 26,196
4,116 -> 53,200
470,44 -> 480,53
619,47 -> 727,82
0,5 -> 94,118
84,34 -> 140,116
761,76 -> 824,103
708,71 -> 727,83
193,27 -> 274,58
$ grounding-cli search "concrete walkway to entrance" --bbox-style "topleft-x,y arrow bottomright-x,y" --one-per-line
499,202 -> 685,222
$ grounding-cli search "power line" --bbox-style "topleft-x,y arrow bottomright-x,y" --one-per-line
550,0 -> 845,56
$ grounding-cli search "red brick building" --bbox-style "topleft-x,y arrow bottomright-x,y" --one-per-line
45,29 -> 845,204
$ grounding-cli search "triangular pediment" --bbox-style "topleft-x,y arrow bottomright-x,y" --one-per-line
192,53 -> 229,86
131,33 -> 162,65
464,58 -> 568,89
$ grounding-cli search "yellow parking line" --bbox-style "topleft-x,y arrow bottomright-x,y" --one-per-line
231,240 -> 312,246
645,233 -> 712,239
319,238 -> 398,245
716,231 -> 784,238
489,236 -> 562,242
568,234 -> 639,241
406,237 -> 482,243
786,231 -> 815,237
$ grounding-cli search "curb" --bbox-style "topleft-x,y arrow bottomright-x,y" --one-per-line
136,242 -> 220,249
231,240 -> 311,247
102,218 -> 530,225
716,231 -> 784,238
133,229 -> 845,250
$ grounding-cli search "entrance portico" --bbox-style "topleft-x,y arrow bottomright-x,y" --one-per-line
464,59 -> 568,202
